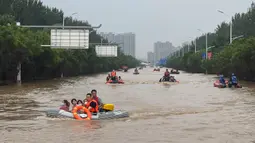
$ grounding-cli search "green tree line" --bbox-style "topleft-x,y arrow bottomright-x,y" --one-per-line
166,3 -> 255,81
0,0 -> 140,85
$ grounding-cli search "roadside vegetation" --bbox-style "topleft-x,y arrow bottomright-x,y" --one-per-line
166,3 -> 255,81
0,0 -> 139,84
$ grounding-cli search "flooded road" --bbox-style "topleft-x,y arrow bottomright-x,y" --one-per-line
1,67 -> 255,143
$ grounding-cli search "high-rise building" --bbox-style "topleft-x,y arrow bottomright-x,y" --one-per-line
153,41 -> 174,62
147,52 -> 154,64
99,32 -> 136,57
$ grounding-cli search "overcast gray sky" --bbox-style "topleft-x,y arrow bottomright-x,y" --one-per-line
41,0 -> 252,59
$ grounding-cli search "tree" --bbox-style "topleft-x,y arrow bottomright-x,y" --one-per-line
166,3 -> 255,81
0,0 -> 140,84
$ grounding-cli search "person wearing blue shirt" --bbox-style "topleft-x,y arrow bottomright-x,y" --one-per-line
219,75 -> 226,87
230,73 -> 238,87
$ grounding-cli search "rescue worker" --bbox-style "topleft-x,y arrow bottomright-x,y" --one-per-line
85,93 -> 99,114
111,70 -> 117,81
219,75 -> 226,86
230,73 -> 238,87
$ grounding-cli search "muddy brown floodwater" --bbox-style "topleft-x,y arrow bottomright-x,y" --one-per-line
1,67 -> 255,143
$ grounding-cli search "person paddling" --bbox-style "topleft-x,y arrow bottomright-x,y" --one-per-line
219,75 -> 226,86
230,73 -> 238,87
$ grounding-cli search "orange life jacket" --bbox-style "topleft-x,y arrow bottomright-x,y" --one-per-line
111,71 -> 116,76
85,99 -> 99,113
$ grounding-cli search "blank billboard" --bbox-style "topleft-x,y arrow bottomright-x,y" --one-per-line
95,45 -> 118,57
50,29 -> 89,49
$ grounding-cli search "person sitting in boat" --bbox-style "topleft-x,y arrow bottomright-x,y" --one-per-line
91,89 -> 103,106
111,70 -> 117,81
71,98 -> 77,110
119,76 -> 122,80
170,76 -> 176,82
219,75 -> 226,86
59,100 -> 70,111
85,93 -> 99,114
77,100 -> 83,106
91,89 -> 104,112
134,68 -> 138,73
164,69 -> 170,81
230,73 -> 238,87
106,74 -> 111,81
83,99 -> 87,105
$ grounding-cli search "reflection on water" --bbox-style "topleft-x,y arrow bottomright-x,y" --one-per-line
1,68 -> 255,143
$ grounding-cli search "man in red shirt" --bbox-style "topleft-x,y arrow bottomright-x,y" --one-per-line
164,69 -> 170,81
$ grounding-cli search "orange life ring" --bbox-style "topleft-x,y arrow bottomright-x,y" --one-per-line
72,105 -> 92,120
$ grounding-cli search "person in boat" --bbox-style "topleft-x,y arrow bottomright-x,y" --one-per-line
219,74 -> 226,86
91,89 -> 104,112
83,99 -> 88,105
59,100 -> 70,111
85,93 -> 99,114
91,89 -> 103,106
71,98 -> 77,109
77,100 -> 83,105
111,70 -> 117,81
106,74 -> 111,81
134,68 -> 138,73
170,76 -> 176,82
230,73 -> 238,87
118,76 -> 122,80
164,69 -> 170,81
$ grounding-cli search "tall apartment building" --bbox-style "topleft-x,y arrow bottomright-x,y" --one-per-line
147,52 -> 154,64
100,32 -> 136,57
153,41 -> 174,62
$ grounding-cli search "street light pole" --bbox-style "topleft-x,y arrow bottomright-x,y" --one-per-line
217,10 -> 232,44
188,43 -> 190,52
206,33 -> 208,59
195,39 -> 197,53
62,12 -> 77,29
230,22 -> 233,43
198,29 -> 208,59
183,47 -> 184,56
